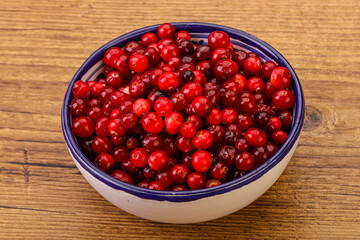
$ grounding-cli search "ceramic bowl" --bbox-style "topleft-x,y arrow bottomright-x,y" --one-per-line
61,22 -> 304,224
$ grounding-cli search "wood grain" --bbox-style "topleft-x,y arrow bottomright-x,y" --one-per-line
0,0 -> 359,239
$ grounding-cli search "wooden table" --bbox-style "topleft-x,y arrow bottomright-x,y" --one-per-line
1,0 -> 359,239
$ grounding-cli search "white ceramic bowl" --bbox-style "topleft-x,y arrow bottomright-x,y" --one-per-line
62,22 -> 305,224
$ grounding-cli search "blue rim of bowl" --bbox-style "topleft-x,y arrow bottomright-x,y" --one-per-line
61,22 -> 305,202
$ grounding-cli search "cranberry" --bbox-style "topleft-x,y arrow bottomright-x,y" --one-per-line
235,152 -> 254,171
181,153 -> 193,169
222,90 -> 238,107
156,169 -> 172,187
264,80 -> 277,100
270,67 -> 291,89
233,50 -> 247,69
129,54 -> 149,73
254,92 -> 268,105
238,97 -> 256,116
214,59 -> 238,81
87,98 -> 101,107
106,71 -> 124,89
208,31 -> 230,49
186,115 -> 203,130
211,48 -> 230,63
187,172 -> 206,190
192,130 -> 213,149
278,110 -> 293,128
126,136 -> 139,150
272,130 -> 288,145
254,111 -> 270,127
111,169 -> 132,184
266,143 -> 278,158
111,135 -> 126,146
272,89 -> 295,110
141,32 -> 158,47
267,116 -> 282,132
72,116 -> 94,138
129,79 -> 148,99
144,47 -> 161,65
261,61 -> 278,79
138,180 -> 151,188
244,57 -> 261,74
246,76 -> 265,93
162,136 -> 178,156
158,72 -> 179,91
192,96 -> 213,117
222,108 -> 237,124
92,135 -> 113,154
72,81 -> 90,100
172,185 -> 188,191
236,114 -> 252,130
94,153 -> 115,172
191,150 -> 212,172
158,23 -> 176,39
196,61 -> 213,78
235,138 -> 251,152
121,159 -> 138,174
157,38 -> 176,51
245,128 -> 267,147
148,181 -> 164,190
154,97 -> 173,117
124,41 -> 144,56
141,111 -> 163,134
175,30 -> 191,41
120,112 -> 138,129
206,108 -> 222,125
148,150 -> 168,171
206,179 -> 222,188
90,82 -> 105,98
112,146 -> 129,163
252,146 -> 268,165
210,161 -> 228,180
141,134 -> 162,152
107,118 -> 126,136
193,70 -> 206,84
194,45 -> 214,62
102,66 -> 114,77
164,112 -> 184,135
168,57 -> 182,68
208,124 -> 225,144
180,122 -> 197,138
70,98 -> 87,116
171,92 -> 188,111
130,147 -> 149,168
103,47 -> 124,67
114,55 -> 131,76
161,44 -> 180,62
99,86 -> 115,103
176,134 -> 194,153
217,145 -> 237,167
171,164 -> 190,184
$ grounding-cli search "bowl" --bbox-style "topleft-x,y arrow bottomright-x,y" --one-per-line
61,22 -> 305,224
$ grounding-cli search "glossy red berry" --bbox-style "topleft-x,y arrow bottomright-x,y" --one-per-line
120,112 -> 138,129
222,108 -> 237,124
206,108 -> 222,125
176,135 -> 194,153
103,47 -> 124,68
272,89 -> 295,111
158,72 -> 179,91
129,54 -> 149,73
87,106 -> 103,122
132,98 -> 151,117
107,118 -> 127,136
156,169 -> 172,187
235,152 -> 254,171
171,164 -> 191,184
272,130 -> 288,145
70,98 -> 87,116
111,169 -> 132,184
161,44 -> 180,62
112,146 -> 129,163
192,96 -> 213,117
148,151 -> 169,171
246,76 -> 265,93
238,97 -> 256,116
214,59 -> 238,80
208,31 -> 230,49
267,116 -> 282,132
187,172 -> 206,190
192,130 -> 213,149
141,111 -> 163,134
164,112 -> 184,135
154,97 -> 173,117
95,117 -> 111,136
106,71 -> 124,88
72,81 -> 90,100
92,135 -> 113,154
270,67 -> 291,89
158,23 -> 176,39
94,153 -> 115,172
171,92 -> 188,111
130,147 -> 149,168
148,181 -> 164,190
235,138 -> 251,152
210,161 -> 228,180
72,116 -> 94,138
245,128 -> 267,147
211,48 -> 230,63
141,32 -> 158,47
180,122 -> 197,138
261,61 -> 279,79
205,179 -> 222,188
181,82 -> 203,102
192,150 -> 212,172
216,145 -> 237,167
244,57 -> 262,74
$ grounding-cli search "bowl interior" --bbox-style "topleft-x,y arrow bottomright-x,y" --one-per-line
61,22 -> 304,202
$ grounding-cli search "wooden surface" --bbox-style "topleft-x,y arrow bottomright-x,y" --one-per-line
0,0 -> 359,239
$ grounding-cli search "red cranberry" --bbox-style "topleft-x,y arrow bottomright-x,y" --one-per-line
272,89 -> 295,110
114,55 -> 131,76
111,135 -> 126,146
217,145 -> 237,167
102,99 -> 116,116
254,92 -> 268,105
164,112 -> 184,135
245,128 -> 267,147
158,23 -> 176,39
124,41 -> 144,56
87,98 -> 101,107
194,45 -> 214,62
120,112 -> 138,129
161,44 -> 180,62
72,116 -> 94,138
72,81 -> 90,100
141,32 -> 158,47
180,122 -> 197,138
208,124 -> 225,144
238,97 -> 256,116
142,134 -> 163,152
186,115 -> 203,131
112,146 -> 129,163
246,76 -> 265,93
144,47 -> 161,65
148,181 -> 164,190
130,147 -> 149,168
181,70 -> 195,83
221,90 -> 238,107
181,82 -> 203,102
252,146 -> 268,165
109,91 -> 131,107
103,47 -> 124,68
107,118 -> 126,136
232,74 -> 246,92
206,179 -> 222,188
92,135 -> 113,154
119,100 -> 133,115
204,89 -> 221,107
176,30 -> 191,41
154,97 -> 173,117
233,50 -> 247,69
261,61 -> 278,79
278,110 -> 293,128
158,72 -> 179,91
235,138 -> 251,152
157,38 -> 176,51
196,61 -> 213,78
266,143 -> 278,158
129,79 -> 148,99
99,86 -> 115,103
222,80 -> 241,94
106,71 -> 124,89
121,159 -> 138,174
264,80 -> 276,100
156,169 -> 172,187
138,180 -> 151,188
254,111 -> 270,127
192,150 -> 212,172
111,169 -> 132,184
129,54 -> 149,73
126,137 -> 139,150
210,161 -> 228,180
222,108 -> 237,124
132,98 -> 150,117
211,48 -> 230,63
176,134 -> 194,153
208,31 -> 230,49
102,66 -> 114,77
187,172 -> 206,190
192,96 -> 213,117
267,116 -> 282,132
192,130 -> 213,149
141,111 -> 163,134
206,108 -> 222,125
70,98 -> 87,116
235,152 -> 254,171
244,57 -> 261,74
214,59 -> 238,80
94,153 -> 115,172
87,106 -> 103,123
171,92 -> 188,111
172,185 -> 188,191
270,67 -> 291,89
236,114 -> 252,131
272,130 -> 288,145
148,150 -> 168,171
171,164 -> 190,184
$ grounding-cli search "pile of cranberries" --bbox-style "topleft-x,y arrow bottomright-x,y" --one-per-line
70,23 -> 295,191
